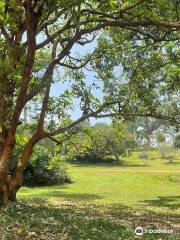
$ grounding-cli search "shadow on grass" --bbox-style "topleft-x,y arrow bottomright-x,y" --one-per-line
70,161 -> 148,168
164,161 -> 180,165
0,201 -> 178,240
0,202 -> 134,240
19,187 -> 102,202
168,175 -> 180,183
142,195 -> 180,209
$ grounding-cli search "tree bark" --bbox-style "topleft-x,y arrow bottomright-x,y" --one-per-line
0,175 -> 21,206
111,152 -> 122,164
0,100 -> 8,159
0,133 -> 40,206
146,132 -> 151,149
0,129 -> 7,160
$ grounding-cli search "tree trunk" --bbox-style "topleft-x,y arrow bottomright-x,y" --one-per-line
0,134 -> 21,206
0,184 -> 9,206
0,130 -> 6,159
146,133 -> 151,149
0,175 -> 22,206
8,176 -> 23,203
0,100 -> 8,159
0,134 -> 39,206
114,154 -> 123,164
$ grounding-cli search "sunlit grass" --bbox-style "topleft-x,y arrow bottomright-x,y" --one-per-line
67,150 -> 180,171
1,150 -> 179,239
18,171 -> 180,214
18,151 -> 180,214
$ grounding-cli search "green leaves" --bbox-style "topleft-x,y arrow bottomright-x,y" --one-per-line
0,0 -> 179,200
62,122 -> 137,163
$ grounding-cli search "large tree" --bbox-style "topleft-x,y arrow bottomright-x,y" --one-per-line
0,0 -> 179,205
62,122 -> 136,163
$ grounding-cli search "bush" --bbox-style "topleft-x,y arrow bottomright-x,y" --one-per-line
9,135 -> 72,186
24,167 -> 72,186
139,151 -> 149,160
65,123 -> 137,164
24,145 -> 72,186
174,134 -> 180,149
158,144 -> 176,163
73,153 -> 116,164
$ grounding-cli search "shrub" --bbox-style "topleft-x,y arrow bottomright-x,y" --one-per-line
74,153 -> 115,163
139,151 -> 149,160
155,130 -> 166,145
174,134 -> 180,149
158,144 -> 176,163
65,123 -> 137,164
9,135 -> 72,186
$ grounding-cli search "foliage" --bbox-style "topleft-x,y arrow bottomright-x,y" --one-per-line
126,117 -> 165,148
0,0 -> 179,142
155,130 -> 166,145
174,134 -> 180,149
9,135 -> 71,186
0,0 -> 179,205
158,144 -> 176,163
139,151 -> 149,161
64,122 -> 137,163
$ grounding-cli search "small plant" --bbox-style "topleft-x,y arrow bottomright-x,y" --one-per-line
139,151 -> 149,159
174,134 -> 180,149
139,151 -> 149,165
155,130 -> 166,146
10,135 -> 72,186
164,155 -> 175,163
158,144 -> 176,163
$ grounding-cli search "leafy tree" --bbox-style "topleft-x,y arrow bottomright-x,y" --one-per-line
155,130 -> 166,146
0,0 -> 179,205
174,134 -> 180,149
127,117 -> 163,148
9,134 -> 71,189
64,123 -> 137,163
159,144 -> 176,163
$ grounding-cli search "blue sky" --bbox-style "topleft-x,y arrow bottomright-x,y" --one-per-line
50,39 -> 109,125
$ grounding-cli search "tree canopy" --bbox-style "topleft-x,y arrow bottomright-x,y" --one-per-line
0,0 -> 179,205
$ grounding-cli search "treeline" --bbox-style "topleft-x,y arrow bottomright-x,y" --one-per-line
60,122 -> 137,164
59,118 -> 179,164
10,119 -> 179,186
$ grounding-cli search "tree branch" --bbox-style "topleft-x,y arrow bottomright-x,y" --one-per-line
35,17 -> 73,49
96,112 -> 180,125
36,40 -> 58,133
44,102 -> 116,137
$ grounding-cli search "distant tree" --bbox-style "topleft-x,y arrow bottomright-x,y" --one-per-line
159,144 -> 176,163
155,130 -> 166,146
127,117 -> 162,148
64,123 -> 137,164
174,134 -> 180,149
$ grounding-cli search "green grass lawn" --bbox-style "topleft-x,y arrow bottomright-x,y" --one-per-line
68,150 -> 180,171
0,151 -> 180,239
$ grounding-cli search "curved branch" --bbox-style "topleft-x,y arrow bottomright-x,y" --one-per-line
44,101 -> 117,138
35,17 -> 73,49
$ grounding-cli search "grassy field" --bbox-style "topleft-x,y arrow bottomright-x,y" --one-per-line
0,151 -> 180,239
